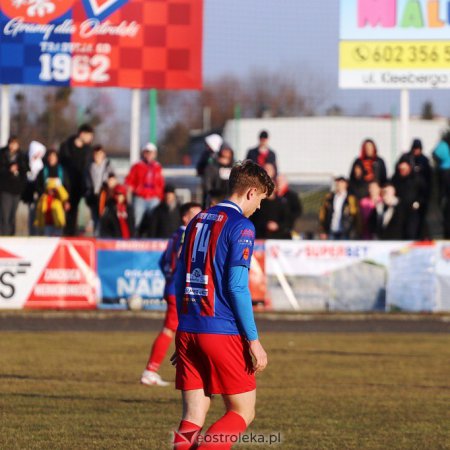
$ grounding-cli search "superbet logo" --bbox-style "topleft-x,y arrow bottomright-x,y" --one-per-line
0,248 -> 31,299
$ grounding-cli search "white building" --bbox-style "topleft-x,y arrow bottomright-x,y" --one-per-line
223,116 -> 448,183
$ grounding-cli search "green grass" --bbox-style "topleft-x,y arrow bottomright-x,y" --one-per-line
0,332 -> 449,450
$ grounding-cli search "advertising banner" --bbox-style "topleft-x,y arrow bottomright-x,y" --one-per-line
340,0 -> 450,88
96,239 -> 271,311
386,242 -> 437,311
265,240 -> 407,311
0,238 -> 97,309
0,0 -> 203,88
96,239 -> 166,310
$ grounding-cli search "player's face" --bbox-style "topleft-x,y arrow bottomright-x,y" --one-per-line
245,188 -> 267,217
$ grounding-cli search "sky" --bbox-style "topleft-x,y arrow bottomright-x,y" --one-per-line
200,0 -> 450,117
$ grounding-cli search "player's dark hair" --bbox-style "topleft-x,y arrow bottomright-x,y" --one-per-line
77,123 -> 94,135
229,160 -> 275,197
7,135 -> 19,145
180,202 -> 201,219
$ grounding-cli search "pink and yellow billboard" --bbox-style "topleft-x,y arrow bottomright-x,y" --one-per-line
340,0 -> 450,88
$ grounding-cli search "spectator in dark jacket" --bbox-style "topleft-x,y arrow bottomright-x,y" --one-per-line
349,161 -> 369,200
319,176 -> 361,240
246,130 -> 277,174
99,184 -> 135,239
397,138 -> 432,239
247,130 -> 278,173
250,190 -> 291,239
432,130 -> 450,238
59,123 -> 94,236
85,145 -> 114,231
196,133 -> 223,177
276,174 -> 302,234
140,184 -> 181,238
370,184 -> 406,240
392,160 -> 426,240
0,136 -> 29,235
202,145 -> 234,207
350,139 -> 387,186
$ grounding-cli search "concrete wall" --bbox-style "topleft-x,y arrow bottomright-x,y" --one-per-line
223,116 -> 448,182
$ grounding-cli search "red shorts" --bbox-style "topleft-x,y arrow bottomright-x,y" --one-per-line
164,295 -> 178,331
175,331 -> 256,395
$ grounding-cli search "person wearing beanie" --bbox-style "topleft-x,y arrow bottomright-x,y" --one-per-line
246,130 -> 278,174
196,133 -> 224,177
397,138 -> 432,239
23,141 -> 46,235
125,142 -> 164,230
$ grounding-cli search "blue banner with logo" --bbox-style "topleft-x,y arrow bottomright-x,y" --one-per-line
96,240 -> 167,310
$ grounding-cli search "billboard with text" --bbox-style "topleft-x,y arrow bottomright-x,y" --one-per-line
0,0 -> 203,89
340,0 -> 450,88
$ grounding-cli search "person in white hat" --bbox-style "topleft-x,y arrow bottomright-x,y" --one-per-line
125,142 -> 165,231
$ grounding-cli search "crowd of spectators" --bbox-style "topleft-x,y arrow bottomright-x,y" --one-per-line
318,135 -> 443,241
2,124 -> 449,241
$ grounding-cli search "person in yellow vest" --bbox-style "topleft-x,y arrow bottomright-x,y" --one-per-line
34,178 -> 70,236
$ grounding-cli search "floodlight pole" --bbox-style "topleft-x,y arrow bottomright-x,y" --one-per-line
1,85 -> 10,147
130,88 -> 141,164
399,89 -> 410,155
149,89 -> 157,145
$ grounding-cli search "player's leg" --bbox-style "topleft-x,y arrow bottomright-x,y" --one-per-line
141,295 -> 178,386
195,334 -> 256,449
197,391 -> 254,449
174,389 -> 211,449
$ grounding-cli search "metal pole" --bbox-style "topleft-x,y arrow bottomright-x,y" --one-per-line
130,89 -> 141,164
1,85 -> 10,147
234,104 -> 241,156
149,89 -> 157,144
399,89 -> 410,155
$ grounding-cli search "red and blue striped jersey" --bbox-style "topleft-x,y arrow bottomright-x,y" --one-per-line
177,201 -> 256,335
160,226 -> 186,297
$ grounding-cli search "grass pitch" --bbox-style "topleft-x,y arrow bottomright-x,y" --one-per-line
0,331 -> 449,450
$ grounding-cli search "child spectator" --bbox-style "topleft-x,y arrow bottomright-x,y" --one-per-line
23,141 -> 46,236
85,145 -> 114,231
359,181 -> 382,240
36,149 -> 70,195
99,184 -> 135,239
370,184 -> 406,240
98,173 -> 118,217
319,176 -> 361,240
34,178 -> 69,236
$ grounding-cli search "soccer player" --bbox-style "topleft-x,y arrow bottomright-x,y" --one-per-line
172,160 -> 274,449
141,202 -> 202,387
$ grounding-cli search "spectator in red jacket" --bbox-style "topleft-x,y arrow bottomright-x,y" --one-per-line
125,143 -> 164,229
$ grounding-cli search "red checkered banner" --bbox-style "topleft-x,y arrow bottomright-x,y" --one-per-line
0,0 -> 203,89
